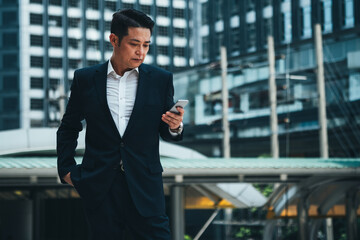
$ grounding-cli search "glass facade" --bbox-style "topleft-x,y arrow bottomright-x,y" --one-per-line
175,0 -> 360,157
0,0 -> 20,130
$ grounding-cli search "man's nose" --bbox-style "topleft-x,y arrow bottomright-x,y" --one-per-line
136,47 -> 143,55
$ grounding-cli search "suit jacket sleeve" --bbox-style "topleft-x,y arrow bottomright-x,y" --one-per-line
159,72 -> 183,142
57,71 -> 84,184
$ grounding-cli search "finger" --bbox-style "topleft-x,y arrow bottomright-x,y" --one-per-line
162,115 -> 180,128
162,115 -> 179,126
176,107 -> 185,116
166,111 -> 183,121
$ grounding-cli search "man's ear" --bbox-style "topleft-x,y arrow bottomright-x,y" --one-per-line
109,33 -> 117,46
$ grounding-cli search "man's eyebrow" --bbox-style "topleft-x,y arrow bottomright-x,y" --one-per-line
129,39 -> 151,44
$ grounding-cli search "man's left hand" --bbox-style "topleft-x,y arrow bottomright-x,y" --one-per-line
162,107 -> 184,130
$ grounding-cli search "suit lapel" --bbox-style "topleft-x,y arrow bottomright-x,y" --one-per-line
122,64 -> 150,139
94,61 -> 122,139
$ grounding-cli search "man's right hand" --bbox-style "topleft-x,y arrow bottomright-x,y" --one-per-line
63,172 -> 74,186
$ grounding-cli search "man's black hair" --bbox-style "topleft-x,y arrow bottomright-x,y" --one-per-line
111,9 -> 154,43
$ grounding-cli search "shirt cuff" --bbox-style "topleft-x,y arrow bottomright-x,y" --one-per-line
169,122 -> 183,136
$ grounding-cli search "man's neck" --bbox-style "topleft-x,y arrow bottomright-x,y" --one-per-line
110,57 -> 131,76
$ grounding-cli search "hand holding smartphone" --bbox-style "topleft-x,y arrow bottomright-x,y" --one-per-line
169,100 -> 188,114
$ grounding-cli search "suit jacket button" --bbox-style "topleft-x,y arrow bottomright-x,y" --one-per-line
120,142 -> 124,147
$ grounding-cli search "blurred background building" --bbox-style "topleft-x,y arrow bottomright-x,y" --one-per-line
173,0 -> 360,158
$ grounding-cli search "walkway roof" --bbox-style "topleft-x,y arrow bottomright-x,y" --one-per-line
1,157 -> 359,183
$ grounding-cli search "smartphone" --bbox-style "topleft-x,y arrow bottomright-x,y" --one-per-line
169,99 -> 189,114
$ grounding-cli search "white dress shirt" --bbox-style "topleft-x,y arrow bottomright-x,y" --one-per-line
106,60 -> 182,137
107,61 -> 138,137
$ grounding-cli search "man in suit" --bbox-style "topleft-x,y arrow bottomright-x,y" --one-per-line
57,9 -> 184,239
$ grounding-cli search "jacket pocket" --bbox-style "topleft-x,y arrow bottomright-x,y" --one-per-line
148,162 -> 164,174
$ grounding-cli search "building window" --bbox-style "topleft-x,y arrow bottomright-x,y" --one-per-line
215,0 -> 223,20
105,1 -> 117,12
300,1 -> 312,38
49,58 -> 62,68
158,46 -> 169,55
249,90 -> 268,109
87,60 -> 99,66
247,0 -> 255,11
105,41 -> 113,51
140,5 -> 151,15
49,15 -> 62,27
342,0 -> 354,28
49,78 -> 59,89
69,59 -> 81,69
3,97 -> 19,112
30,98 -> 43,110
247,23 -> 256,52
105,21 -> 111,31
2,32 -> 17,47
2,11 -> 18,26
87,19 -> 99,29
49,0 -> 61,6
30,0 -> 42,3
123,3 -> 134,9
158,26 -> 168,36
49,37 -> 62,48
173,8 -> 185,18
31,77 -> 43,89
202,37 -> 209,59
68,18 -> 80,28
231,0 -> 240,15
321,0 -> 332,33
281,0 -> 292,43
174,47 -> 185,57
201,2 -> 208,25
215,33 -> 224,56
3,117 -> 19,130
3,75 -> 18,90
263,18 -> 272,42
87,40 -> 99,50
174,28 -> 185,37
30,35 -> 43,46
30,13 -> 43,25
88,0 -> 99,10
69,0 -> 80,7
31,56 -> 43,67
231,29 -> 240,53
30,119 -> 43,127
3,54 -> 17,69
157,7 -> 168,17
69,38 -> 79,48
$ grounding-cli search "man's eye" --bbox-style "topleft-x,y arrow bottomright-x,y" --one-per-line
130,43 -> 137,46
143,45 -> 149,48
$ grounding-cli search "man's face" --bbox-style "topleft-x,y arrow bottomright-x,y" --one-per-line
112,27 -> 151,71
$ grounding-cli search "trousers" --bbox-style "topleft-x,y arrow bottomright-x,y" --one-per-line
83,168 -> 171,240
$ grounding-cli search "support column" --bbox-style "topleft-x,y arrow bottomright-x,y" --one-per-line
297,193 -> 309,240
171,185 -> 185,240
32,189 -> 41,240
314,23 -> 329,159
325,218 -> 334,240
267,35 -> 279,158
346,190 -> 358,240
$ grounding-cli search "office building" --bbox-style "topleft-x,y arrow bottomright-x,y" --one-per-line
174,0 -> 360,157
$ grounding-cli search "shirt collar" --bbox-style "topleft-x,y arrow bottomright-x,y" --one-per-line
107,60 -> 139,77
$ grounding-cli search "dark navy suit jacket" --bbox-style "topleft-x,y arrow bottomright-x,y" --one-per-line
57,62 -> 182,217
